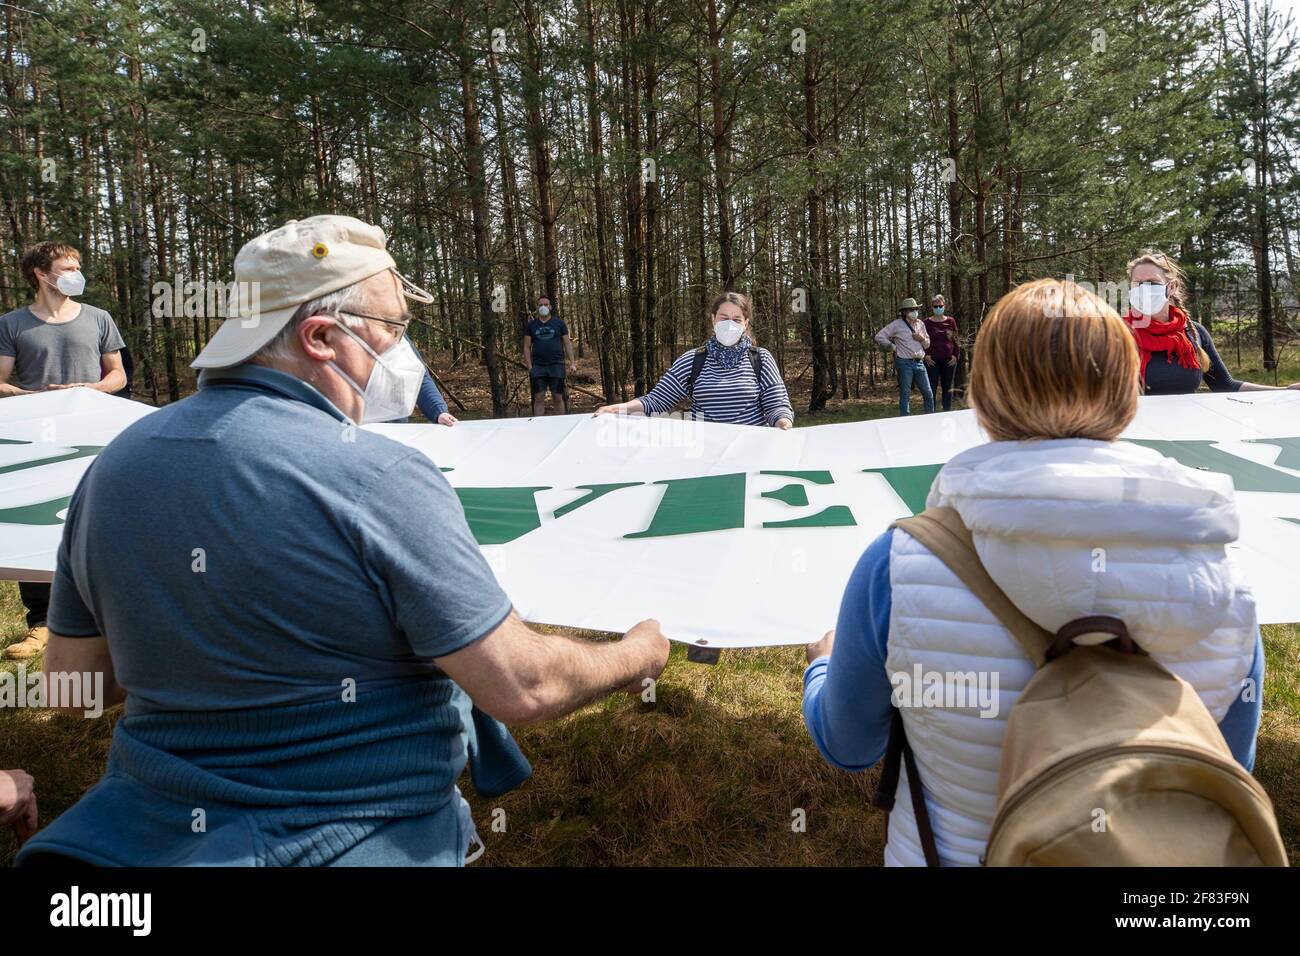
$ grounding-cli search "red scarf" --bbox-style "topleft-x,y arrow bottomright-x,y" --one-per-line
1123,304 -> 1198,379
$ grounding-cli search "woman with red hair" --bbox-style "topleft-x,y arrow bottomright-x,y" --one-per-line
803,279 -> 1264,866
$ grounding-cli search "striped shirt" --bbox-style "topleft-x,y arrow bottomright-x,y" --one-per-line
638,343 -> 795,427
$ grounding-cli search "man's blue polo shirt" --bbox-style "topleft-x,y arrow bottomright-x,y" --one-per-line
17,363 -> 513,866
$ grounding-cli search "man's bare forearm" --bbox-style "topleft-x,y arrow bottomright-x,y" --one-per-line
437,614 -> 668,726
93,368 -> 127,393
523,626 -> 662,724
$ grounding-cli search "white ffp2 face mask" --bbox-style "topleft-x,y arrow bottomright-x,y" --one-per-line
328,322 -> 426,424
1129,283 -> 1168,317
47,269 -> 86,297
713,318 -> 745,347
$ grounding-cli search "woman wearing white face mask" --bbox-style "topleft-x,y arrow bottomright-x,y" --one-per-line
1125,250 -> 1300,394
874,297 -> 935,416
594,291 -> 795,428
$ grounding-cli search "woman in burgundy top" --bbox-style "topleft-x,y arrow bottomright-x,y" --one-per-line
923,294 -> 961,411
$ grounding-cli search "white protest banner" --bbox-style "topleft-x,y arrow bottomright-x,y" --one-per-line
371,391 -> 1300,647
0,388 -> 155,580
3,388 -> 1299,646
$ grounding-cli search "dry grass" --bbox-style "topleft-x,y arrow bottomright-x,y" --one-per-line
460,637 -> 883,866
1,580 -> 1295,866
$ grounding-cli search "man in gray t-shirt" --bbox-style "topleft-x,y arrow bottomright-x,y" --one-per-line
0,242 -> 126,396
0,241 -> 127,661
0,304 -> 126,391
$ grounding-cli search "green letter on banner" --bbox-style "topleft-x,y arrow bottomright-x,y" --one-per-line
1248,437 -> 1300,472
625,473 -> 746,538
455,486 -> 551,545
1130,440 -> 1300,493
864,463 -> 943,516
553,482 -> 644,519
759,470 -> 856,528
0,445 -> 102,476
0,496 -> 72,526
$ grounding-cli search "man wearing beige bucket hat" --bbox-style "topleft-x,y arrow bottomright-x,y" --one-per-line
21,215 -> 669,868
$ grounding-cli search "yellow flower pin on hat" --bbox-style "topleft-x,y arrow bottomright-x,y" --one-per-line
312,242 -> 329,259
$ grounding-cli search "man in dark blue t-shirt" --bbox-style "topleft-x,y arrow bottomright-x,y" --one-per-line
522,295 -> 575,415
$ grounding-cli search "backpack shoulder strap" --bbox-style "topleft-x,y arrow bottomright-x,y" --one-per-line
686,346 -> 708,398
748,346 -> 766,421
892,506 -> 1053,667
871,709 -> 942,866
871,506 -> 1053,867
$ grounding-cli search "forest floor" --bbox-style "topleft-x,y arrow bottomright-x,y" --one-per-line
1,343 -> 1298,866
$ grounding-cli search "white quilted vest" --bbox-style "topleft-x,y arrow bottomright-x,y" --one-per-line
882,438 -> 1258,867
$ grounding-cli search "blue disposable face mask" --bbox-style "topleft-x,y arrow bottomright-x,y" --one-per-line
933,306 -> 944,315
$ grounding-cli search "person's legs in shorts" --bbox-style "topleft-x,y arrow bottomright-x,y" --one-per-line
550,366 -> 568,414
530,367 -> 548,417
530,366 -> 568,415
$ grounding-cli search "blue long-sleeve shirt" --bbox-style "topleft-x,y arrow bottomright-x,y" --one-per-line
802,528 -> 1265,774
399,334 -> 448,422
416,368 -> 449,421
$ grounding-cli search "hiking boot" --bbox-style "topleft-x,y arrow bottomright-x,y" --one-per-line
3,625 -> 49,661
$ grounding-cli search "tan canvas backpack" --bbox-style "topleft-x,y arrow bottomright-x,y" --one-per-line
871,506 -> 1287,867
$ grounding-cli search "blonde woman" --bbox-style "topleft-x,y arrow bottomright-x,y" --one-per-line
803,279 -> 1261,866
595,291 -> 794,428
1126,250 -> 1299,393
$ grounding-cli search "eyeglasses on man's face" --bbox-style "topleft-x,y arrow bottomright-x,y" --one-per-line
337,310 -> 413,344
